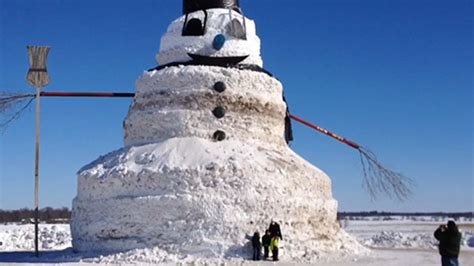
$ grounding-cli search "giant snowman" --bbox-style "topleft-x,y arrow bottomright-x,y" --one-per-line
71,0 -> 365,261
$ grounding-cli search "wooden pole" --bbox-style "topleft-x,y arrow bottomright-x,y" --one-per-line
26,45 -> 50,257
34,86 -> 41,257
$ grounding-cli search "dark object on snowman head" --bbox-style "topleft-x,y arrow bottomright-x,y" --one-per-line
213,130 -> 226,141
212,106 -> 226,118
212,34 -> 226,50
181,6 -> 246,39
182,9 -> 208,36
148,61 -> 274,77
183,0 -> 241,15
188,53 -> 248,66
226,18 -> 246,40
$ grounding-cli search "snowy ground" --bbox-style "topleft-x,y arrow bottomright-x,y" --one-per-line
0,218 -> 473,265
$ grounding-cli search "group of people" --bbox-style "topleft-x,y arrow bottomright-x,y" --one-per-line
249,221 -> 282,261
245,219 -> 461,264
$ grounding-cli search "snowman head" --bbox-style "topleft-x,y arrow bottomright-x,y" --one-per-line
156,0 -> 263,67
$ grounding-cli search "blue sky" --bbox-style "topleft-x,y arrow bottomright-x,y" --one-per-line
0,0 -> 472,212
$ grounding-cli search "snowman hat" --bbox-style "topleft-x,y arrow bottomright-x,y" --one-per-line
183,0 -> 241,14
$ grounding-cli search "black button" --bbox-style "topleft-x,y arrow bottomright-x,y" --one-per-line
213,130 -> 226,141
213,82 -> 226,93
212,106 -> 226,118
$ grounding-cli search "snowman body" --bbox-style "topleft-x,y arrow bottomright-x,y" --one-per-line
71,7 -> 364,260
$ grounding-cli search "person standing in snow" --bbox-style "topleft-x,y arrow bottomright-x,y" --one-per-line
270,235 -> 279,261
262,230 -> 272,259
251,231 -> 261,261
268,220 -> 283,240
434,220 -> 461,266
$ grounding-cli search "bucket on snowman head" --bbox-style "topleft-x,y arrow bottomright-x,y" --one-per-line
183,0 -> 241,14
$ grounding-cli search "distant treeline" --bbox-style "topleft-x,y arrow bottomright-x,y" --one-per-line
0,207 -> 71,224
1,208 -> 473,223
338,211 -> 473,219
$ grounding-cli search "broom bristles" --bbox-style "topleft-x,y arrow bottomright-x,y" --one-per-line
0,93 -> 35,130
359,147 -> 413,200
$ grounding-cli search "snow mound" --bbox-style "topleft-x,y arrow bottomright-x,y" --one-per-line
0,224 -> 70,251
468,236 -> 474,248
71,137 -> 367,262
360,231 -> 438,249
357,230 -> 474,250
71,7 -> 364,262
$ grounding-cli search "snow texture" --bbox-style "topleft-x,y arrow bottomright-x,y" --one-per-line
0,224 -> 71,251
124,66 -> 286,147
157,9 -> 263,66
71,137 -> 366,261
70,6 -> 365,263
1,220 -> 473,264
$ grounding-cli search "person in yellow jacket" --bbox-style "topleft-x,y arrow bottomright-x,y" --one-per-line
269,235 -> 279,261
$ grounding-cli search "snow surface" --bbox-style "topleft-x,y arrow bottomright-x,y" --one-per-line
71,16 -> 364,259
1,220 -> 473,265
71,137 -> 365,261
0,224 -> 70,251
157,9 -> 263,66
124,65 -> 286,147
344,220 -> 474,250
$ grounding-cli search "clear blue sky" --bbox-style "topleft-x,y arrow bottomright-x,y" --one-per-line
0,0 -> 472,212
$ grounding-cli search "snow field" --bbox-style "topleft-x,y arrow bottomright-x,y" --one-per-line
1,219 -> 473,264
0,224 -> 71,251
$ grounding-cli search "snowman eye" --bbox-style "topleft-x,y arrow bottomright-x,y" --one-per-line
183,18 -> 205,36
226,19 -> 246,40
182,10 -> 208,36
226,8 -> 247,40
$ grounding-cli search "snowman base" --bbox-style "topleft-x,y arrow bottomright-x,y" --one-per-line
71,137 -> 366,260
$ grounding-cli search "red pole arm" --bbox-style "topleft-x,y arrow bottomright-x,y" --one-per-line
40,91 -> 135,98
289,113 -> 361,150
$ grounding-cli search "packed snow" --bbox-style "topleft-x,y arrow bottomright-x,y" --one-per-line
71,136 -> 364,260
1,218 -> 473,265
0,224 -> 71,251
72,7 -> 361,257
343,220 -> 474,250
124,66 -> 286,147
157,8 -> 263,66
61,3 -> 469,264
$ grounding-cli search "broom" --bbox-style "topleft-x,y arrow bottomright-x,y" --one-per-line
290,114 -> 413,200
0,92 -> 35,129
